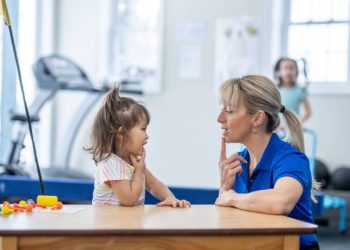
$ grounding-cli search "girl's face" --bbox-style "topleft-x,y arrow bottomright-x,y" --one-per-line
279,60 -> 298,85
124,120 -> 149,156
217,100 -> 254,143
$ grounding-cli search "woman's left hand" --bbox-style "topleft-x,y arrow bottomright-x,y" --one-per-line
215,189 -> 237,207
219,138 -> 247,192
157,197 -> 191,208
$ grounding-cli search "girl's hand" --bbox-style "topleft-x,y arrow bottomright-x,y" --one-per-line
219,138 -> 247,192
157,196 -> 191,208
130,150 -> 146,172
215,189 -> 236,207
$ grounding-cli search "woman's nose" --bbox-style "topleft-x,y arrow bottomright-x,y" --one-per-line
217,110 -> 225,123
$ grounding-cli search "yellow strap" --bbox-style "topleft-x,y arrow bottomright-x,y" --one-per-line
1,0 -> 11,26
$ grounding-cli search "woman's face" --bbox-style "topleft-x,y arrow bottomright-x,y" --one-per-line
279,60 -> 298,85
217,100 -> 254,143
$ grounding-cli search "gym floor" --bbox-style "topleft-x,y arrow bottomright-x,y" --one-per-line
317,190 -> 350,249
318,227 -> 349,249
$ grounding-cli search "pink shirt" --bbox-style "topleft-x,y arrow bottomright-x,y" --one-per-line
92,154 -> 145,206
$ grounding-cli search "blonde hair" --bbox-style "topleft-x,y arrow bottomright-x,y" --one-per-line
85,85 -> 150,164
219,75 -> 320,200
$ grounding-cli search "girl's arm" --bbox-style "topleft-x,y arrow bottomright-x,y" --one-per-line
109,153 -> 146,206
300,98 -> 312,124
215,177 -> 303,215
146,169 -> 190,207
109,170 -> 145,206
146,169 -> 173,200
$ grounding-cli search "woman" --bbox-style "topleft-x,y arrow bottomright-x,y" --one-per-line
215,75 -> 319,250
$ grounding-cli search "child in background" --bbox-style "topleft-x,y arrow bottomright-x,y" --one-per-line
86,86 -> 190,207
274,57 -> 312,124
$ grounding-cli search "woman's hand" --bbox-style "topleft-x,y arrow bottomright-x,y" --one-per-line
157,196 -> 191,208
215,189 -> 237,207
130,150 -> 146,173
219,138 -> 247,192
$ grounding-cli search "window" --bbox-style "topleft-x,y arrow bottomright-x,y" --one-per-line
16,0 -> 38,106
286,0 -> 350,87
0,22 -> 3,138
111,0 -> 164,94
0,0 -> 18,162
0,0 -> 38,163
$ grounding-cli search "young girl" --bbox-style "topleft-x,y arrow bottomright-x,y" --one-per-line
274,57 -> 312,124
86,86 -> 190,207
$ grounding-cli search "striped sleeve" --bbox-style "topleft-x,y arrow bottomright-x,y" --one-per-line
97,156 -> 132,183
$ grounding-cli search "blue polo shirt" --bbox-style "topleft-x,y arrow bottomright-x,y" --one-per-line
235,133 -> 317,248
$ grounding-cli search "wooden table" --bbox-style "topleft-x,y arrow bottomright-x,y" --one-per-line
0,205 -> 317,250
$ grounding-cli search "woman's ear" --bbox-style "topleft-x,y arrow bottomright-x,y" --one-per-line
252,110 -> 266,127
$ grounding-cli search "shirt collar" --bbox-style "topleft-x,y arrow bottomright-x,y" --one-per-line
241,133 -> 283,171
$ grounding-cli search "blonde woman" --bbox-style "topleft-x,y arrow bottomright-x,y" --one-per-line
215,75 -> 319,250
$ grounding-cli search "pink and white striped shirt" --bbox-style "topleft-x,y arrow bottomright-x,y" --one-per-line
92,154 -> 145,206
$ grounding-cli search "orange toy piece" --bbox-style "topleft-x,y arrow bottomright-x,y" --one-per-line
11,204 -> 26,212
28,201 -> 46,209
51,201 -> 63,210
25,203 -> 33,212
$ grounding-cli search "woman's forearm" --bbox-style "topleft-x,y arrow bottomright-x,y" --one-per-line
229,189 -> 295,215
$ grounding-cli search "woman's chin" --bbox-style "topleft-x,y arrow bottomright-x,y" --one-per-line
224,136 -> 237,143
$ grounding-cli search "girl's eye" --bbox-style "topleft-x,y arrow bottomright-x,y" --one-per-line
142,127 -> 147,131
225,109 -> 234,114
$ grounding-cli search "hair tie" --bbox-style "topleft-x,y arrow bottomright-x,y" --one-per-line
280,105 -> 286,113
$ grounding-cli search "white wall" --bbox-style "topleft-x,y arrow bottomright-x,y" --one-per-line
140,0 -> 273,188
53,0 -> 349,188
305,96 -> 350,173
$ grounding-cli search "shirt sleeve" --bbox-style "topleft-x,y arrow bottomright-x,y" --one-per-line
272,152 -> 311,190
97,157 -> 133,183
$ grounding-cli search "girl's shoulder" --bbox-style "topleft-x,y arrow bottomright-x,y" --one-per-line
98,154 -> 134,170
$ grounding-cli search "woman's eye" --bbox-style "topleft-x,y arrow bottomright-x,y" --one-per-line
225,110 -> 234,113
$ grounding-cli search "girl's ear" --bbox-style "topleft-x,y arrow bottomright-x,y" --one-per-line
116,127 -> 124,140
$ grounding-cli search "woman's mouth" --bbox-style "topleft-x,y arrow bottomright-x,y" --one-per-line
222,128 -> 230,136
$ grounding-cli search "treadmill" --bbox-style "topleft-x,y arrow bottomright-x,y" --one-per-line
0,55 -> 128,201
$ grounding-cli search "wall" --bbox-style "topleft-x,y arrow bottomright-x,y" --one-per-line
54,0 -> 348,189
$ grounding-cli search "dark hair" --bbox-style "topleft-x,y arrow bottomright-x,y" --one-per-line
273,57 -> 299,87
85,85 -> 150,163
